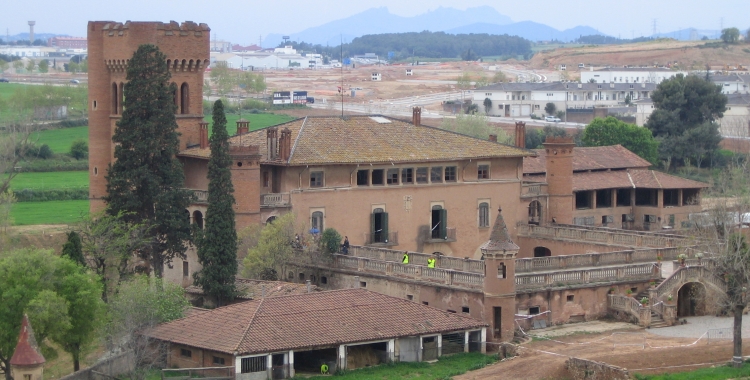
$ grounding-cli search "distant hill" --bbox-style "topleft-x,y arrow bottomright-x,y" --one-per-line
263,6 -> 515,47
445,21 -> 601,42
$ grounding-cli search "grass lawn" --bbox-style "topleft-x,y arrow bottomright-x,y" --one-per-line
203,113 -> 295,136
11,200 -> 89,225
635,361 -> 750,380
31,125 -> 88,153
8,171 -> 88,190
303,353 -> 497,380
0,82 -> 29,99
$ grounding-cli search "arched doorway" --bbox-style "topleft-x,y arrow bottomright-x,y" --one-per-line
533,247 -> 551,257
677,282 -> 706,317
266,216 -> 277,224
192,210 -> 204,229
528,200 -> 541,225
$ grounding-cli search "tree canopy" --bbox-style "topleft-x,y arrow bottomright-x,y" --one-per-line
104,44 -> 192,277
582,117 -> 659,164
721,27 -> 741,44
193,100 -> 238,306
644,74 -> 726,170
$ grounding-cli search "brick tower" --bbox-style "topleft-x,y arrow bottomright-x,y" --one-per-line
88,21 -> 210,212
480,207 -> 518,343
543,136 -> 574,224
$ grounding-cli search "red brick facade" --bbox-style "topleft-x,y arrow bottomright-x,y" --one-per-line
87,21 -> 210,212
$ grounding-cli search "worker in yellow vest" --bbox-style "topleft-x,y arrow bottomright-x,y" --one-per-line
320,363 -> 329,374
402,251 -> 409,264
427,256 -> 436,268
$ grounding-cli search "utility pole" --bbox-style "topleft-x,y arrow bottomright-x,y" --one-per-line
652,19 -> 657,36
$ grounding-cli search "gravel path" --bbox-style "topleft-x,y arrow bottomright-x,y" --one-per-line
647,315 -> 750,338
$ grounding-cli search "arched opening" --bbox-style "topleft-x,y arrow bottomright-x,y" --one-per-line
311,211 -> 324,233
172,83 -> 178,111
192,210 -> 204,229
266,216 -> 277,224
111,82 -> 118,114
677,282 -> 707,317
181,82 -> 190,114
533,247 -> 551,257
371,207 -> 387,243
528,200 -> 542,225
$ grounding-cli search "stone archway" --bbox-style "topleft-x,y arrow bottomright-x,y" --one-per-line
533,246 -> 551,257
677,282 -> 707,317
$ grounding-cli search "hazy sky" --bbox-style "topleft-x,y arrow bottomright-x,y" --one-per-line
2,0 -> 748,45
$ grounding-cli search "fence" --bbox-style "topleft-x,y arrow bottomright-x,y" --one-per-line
707,328 -> 733,345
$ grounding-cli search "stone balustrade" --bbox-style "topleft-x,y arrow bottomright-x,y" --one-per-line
517,223 -> 693,248
516,247 -> 679,273
347,245 -> 485,274
516,263 -> 659,291
261,193 -> 291,207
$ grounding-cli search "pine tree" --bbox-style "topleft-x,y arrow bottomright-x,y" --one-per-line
193,100 -> 237,306
61,231 -> 85,266
104,44 -> 192,278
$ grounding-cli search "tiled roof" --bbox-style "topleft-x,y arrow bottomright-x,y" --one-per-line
146,289 -> 487,355
179,115 -> 533,165
525,169 -> 709,191
627,169 -> 709,190
476,82 -> 657,92
10,315 -> 45,366
185,278 -> 315,300
523,145 -> 652,174
480,207 -> 519,252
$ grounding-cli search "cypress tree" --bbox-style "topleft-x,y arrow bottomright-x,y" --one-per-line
104,44 -> 192,278
193,100 -> 237,306
61,231 -> 85,266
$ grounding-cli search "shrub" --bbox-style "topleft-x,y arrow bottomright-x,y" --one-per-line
70,139 -> 88,160
319,228 -> 342,256
13,188 -> 89,202
37,144 -> 53,159
16,158 -> 88,172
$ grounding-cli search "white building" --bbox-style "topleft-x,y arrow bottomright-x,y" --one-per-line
474,82 -> 656,118
0,46 -> 45,57
211,51 -> 322,70
581,67 -> 686,84
636,94 -> 750,137
711,73 -> 750,94
371,72 -> 382,81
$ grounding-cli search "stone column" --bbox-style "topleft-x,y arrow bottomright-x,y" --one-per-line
265,354 -> 272,380
387,340 -> 395,363
287,351 -> 294,378
464,331 -> 470,353
338,345 -> 346,371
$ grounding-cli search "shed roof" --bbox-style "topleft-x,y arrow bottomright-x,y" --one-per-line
146,289 -> 486,355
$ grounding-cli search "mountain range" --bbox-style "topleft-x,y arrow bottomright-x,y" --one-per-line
262,6 -> 600,47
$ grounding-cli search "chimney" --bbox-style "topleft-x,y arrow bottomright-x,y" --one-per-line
412,106 -> 421,126
306,280 -> 311,293
236,119 -> 249,135
266,127 -> 278,160
199,122 -> 209,149
542,136 -> 575,225
515,121 -> 526,148
354,276 -> 360,289
488,134 -> 497,142
279,127 -> 292,162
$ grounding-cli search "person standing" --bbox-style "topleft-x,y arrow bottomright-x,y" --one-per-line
342,236 -> 350,254
402,251 -> 409,264
427,255 -> 436,268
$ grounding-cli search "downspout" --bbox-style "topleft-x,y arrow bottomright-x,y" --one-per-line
298,165 -> 309,189
461,159 -> 472,181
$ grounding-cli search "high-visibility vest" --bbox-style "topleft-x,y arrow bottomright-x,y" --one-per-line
427,258 -> 436,268
402,254 -> 409,264
321,364 -> 329,374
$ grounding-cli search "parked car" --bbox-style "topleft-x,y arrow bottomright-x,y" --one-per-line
545,116 -> 562,122
70,79 -> 80,84
0,78 -> 9,83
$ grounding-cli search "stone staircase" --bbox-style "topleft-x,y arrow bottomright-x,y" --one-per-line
635,279 -> 664,302
649,311 -> 668,328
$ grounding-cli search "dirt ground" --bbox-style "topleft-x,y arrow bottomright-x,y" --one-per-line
456,322 -> 748,380
1,224 -> 68,253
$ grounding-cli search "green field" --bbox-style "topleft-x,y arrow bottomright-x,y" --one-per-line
0,83 -> 28,99
203,113 -> 295,136
10,200 -> 89,225
635,361 -> 750,379
30,126 -> 88,153
8,171 -> 88,190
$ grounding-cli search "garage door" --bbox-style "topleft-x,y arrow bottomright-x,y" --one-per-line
521,105 -> 531,116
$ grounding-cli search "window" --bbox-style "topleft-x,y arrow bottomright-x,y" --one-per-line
311,211 -> 324,232
416,167 -> 428,184
357,170 -> 369,186
478,165 -> 489,179
262,171 -> 270,187
616,189 -> 631,206
478,202 -> 490,227
663,189 -> 679,206
528,306 -> 540,315
630,287 -> 638,294
635,189 -> 657,206
444,166 -> 456,182
213,356 -> 226,365
193,211 -> 204,229
401,168 -> 413,184
575,191 -> 592,209
497,263 -> 506,278
371,208 -> 389,243
596,189 -> 612,208
360,281 -> 367,288
431,205 -> 447,239
241,357 -> 267,373
462,306 -> 470,313
371,169 -> 384,185
567,295 -> 574,302
112,82 -> 118,114
422,301 -> 429,306
310,171 -> 323,187
180,83 -> 190,114
182,261 -> 189,277
430,167 -> 443,183
180,349 -> 192,358
299,273 -> 305,280
407,294 -> 414,300
24,375 -> 31,380
387,169 -> 399,185
321,276 -> 327,284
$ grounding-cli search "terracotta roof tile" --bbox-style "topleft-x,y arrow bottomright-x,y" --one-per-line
523,145 -> 652,174
185,278 -> 315,300
180,115 -> 534,164
147,289 -> 486,355
525,169 -> 708,191
10,315 -> 45,366
628,169 -> 709,190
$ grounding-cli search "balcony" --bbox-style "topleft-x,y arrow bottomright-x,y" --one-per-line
185,189 -> 208,204
365,231 -> 398,247
427,227 -> 457,243
261,193 -> 291,208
